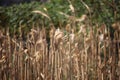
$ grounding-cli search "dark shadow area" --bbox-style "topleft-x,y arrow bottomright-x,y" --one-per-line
0,0 -> 48,6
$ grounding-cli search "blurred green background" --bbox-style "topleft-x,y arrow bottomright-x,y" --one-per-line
0,0 -> 120,35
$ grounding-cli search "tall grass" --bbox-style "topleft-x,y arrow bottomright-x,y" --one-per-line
0,1 -> 120,79
0,20 -> 119,80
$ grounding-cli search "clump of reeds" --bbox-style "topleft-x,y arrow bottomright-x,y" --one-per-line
0,0 -> 120,79
0,20 -> 119,80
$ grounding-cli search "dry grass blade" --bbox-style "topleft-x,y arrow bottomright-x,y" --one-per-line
58,11 -> 70,18
32,10 -> 51,20
81,0 -> 91,16
67,0 -> 75,13
69,4 -> 75,13
76,14 -> 87,22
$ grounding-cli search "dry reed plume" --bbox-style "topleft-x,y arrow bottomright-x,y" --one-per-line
0,19 -> 120,80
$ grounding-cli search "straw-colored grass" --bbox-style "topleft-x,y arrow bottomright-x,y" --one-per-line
0,20 -> 119,80
0,0 -> 120,79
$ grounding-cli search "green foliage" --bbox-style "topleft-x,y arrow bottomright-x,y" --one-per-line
6,2 -> 41,27
0,0 -> 120,33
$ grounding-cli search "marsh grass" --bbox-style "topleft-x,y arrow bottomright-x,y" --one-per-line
0,20 -> 120,80
0,1 -> 120,79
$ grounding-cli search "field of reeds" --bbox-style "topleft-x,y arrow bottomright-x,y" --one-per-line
0,18 -> 120,80
0,0 -> 120,80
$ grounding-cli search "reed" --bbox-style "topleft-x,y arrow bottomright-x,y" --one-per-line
0,20 -> 119,80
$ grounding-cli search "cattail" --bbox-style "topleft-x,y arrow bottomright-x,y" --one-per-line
65,24 -> 71,32
69,29 -> 75,43
76,14 -> 87,22
99,34 -> 104,42
112,21 -> 120,31
36,38 -> 43,44
34,51 -> 41,62
0,30 -> 6,43
49,26 -> 55,38
54,28 -> 63,43
79,25 -> 87,36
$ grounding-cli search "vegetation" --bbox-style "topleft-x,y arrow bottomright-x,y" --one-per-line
0,22 -> 120,80
0,0 -> 120,80
0,0 -> 119,30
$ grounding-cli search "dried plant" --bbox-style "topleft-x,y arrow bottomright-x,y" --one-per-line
0,19 -> 120,80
